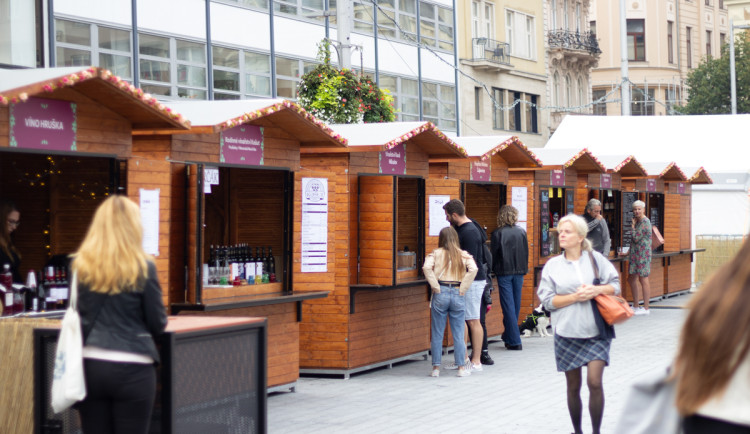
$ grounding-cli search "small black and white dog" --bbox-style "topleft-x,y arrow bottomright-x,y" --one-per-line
518,304 -> 552,337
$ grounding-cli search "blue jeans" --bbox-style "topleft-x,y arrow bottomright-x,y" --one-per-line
430,285 -> 466,366
497,274 -> 524,346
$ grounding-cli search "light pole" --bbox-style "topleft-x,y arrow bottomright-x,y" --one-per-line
729,19 -> 750,114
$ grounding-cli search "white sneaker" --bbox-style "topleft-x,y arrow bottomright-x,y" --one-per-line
471,362 -> 483,372
642,308 -> 650,315
634,307 -> 647,316
457,368 -> 471,377
430,368 -> 440,377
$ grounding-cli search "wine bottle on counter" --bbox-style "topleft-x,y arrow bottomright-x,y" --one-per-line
1,264 -> 13,316
245,247 -> 255,285
268,247 -> 276,283
260,247 -> 269,283
254,247 -> 263,284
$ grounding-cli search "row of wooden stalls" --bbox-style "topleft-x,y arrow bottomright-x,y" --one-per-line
0,68 -> 713,396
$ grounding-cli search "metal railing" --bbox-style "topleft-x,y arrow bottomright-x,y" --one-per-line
471,38 -> 511,65
547,30 -> 601,55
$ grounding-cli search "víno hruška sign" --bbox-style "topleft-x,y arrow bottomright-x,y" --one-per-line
220,124 -> 264,165
379,143 -> 406,175
9,97 -> 77,151
470,160 -> 491,182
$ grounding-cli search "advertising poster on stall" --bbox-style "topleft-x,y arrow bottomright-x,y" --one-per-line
9,97 -> 77,151
601,173 -> 612,189
511,187 -> 527,232
302,178 -> 328,272
540,189 -> 550,257
428,195 -> 451,236
203,166 -> 219,194
550,169 -> 565,186
379,143 -> 407,175
139,188 -> 160,256
220,125 -> 264,165
470,161 -> 491,182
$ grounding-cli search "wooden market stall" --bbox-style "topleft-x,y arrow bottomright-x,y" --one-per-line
526,149 -> 606,296
134,99 -> 345,391
0,67 -> 189,308
298,121 -> 466,375
430,135 -> 541,341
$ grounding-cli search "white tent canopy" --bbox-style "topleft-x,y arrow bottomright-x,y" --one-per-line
545,115 -> 750,173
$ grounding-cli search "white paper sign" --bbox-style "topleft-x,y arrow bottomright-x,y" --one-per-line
302,178 -> 328,272
429,195 -> 451,236
203,166 -> 219,193
139,188 -> 160,256
511,186 -> 528,232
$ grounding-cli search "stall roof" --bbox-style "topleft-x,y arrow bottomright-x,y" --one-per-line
545,115 -> 750,173
328,121 -> 466,158
0,67 -> 190,130
448,135 -> 541,167
532,148 -> 606,173
163,99 -> 347,147
595,154 -> 648,177
640,162 -> 689,181
682,167 -> 714,185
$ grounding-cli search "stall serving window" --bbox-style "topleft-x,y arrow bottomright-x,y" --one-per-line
358,175 -> 425,286
540,187 -> 574,257
647,193 -> 664,253
460,181 -> 507,237
189,163 -> 293,300
0,151 -> 124,306
589,188 -> 621,255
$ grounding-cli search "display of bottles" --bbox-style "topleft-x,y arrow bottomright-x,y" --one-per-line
204,244 -> 281,287
1,264 -> 13,316
43,265 -> 69,310
254,247 -> 263,284
268,247 -> 276,283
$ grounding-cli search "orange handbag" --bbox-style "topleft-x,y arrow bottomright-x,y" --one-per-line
651,226 -> 665,250
589,253 -> 634,325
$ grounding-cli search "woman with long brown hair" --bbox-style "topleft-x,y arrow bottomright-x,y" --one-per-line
0,199 -> 22,283
423,226 -> 478,378
73,195 -> 167,433
674,238 -> 750,433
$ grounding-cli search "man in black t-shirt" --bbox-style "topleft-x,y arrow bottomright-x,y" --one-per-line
443,199 -> 487,372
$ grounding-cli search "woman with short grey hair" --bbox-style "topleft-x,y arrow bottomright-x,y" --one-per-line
628,200 -> 652,315
538,213 -> 620,434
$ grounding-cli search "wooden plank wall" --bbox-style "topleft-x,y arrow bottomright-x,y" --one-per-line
179,302 -> 299,388
396,178 -> 419,254
575,174 -> 589,215
667,254 -> 692,293
664,193 -> 681,252
298,154 -> 351,369
358,176 -> 394,286
464,183 -> 502,234
680,195 -> 691,250
489,156 -> 510,184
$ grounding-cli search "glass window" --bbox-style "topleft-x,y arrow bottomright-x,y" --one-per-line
626,19 -> 645,61
509,91 -> 521,131
506,9 -> 535,59
525,94 -> 538,133
140,59 -> 170,82
577,77 -> 584,112
276,57 -> 300,78
706,30 -> 712,56
592,89 -> 607,115
178,88 -> 207,100
214,70 -> 240,92
141,84 -> 171,96
139,34 -> 169,58
55,19 -> 91,46
492,88 -> 504,129
177,65 -> 206,87
667,21 -> 674,64
246,74 -> 271,96
56,47 -> 91,66
213,46 -> 240,68
176,40 -> 206,63
99,53 -> 132,79
686,27 -> 692,68
631,88 -> 654,116
98,27 -> 129,52
553,72 -> 560,107
246,51 -> 271,73
565,75 -> 571,107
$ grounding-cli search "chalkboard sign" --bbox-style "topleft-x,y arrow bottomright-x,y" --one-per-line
650,206 -> 660,232
622,192 -> 638,248
541,189 -> 550,257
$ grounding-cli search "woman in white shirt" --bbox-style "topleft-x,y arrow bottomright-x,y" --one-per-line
423,226 -> 478,378
537,214 -> 620,434
674,237 -> 750,433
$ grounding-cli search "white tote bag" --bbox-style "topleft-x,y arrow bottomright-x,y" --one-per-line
51,271 -> 86,413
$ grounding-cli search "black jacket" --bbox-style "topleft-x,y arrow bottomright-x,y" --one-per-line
78,261 -> 167,363
490,225 -> 529,276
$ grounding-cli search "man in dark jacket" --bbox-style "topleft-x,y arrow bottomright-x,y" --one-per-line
490,205 -> 528,351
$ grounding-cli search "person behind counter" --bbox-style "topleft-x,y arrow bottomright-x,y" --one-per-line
1,199 -> 22,283
582,199 -> 611,256
72,195 -> 168,434
628,200 -> 652,316
537,214 -> 621,434
423,226 -> 478,378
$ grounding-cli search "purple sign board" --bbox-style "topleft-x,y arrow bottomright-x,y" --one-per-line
9,97 -> 77,151
220,125 -> 264,165
601,173 -> 612,189
379,143 -> 407,175
470,160 -> 491,182
550,169 -> 565,186
646,179 -> 657,192
678,182 -> 686,194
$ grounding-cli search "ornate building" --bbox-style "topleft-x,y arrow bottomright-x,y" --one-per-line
545,0 -> 600,133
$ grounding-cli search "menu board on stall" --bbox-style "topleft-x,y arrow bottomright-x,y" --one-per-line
470,160 -> 491,181
379,143 -> 407,175
540,189 -> 550,257
220,125 -> 264,165
622,192 -> 638,248
565,190 -> 575,216
428,195 -> 451,236
9,97 -> 77,151
650,207 -> 660,232
301,178 -> 329,272
512,187 -> 528,232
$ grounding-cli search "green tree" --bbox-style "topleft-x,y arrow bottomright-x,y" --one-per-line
678,32 -> 750,114
298,40 -> 396,123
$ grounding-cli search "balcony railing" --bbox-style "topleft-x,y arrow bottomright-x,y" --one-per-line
471,38 -> 511,65
547,30 -> 601,55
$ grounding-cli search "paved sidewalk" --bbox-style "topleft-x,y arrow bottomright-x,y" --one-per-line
269,293 -> 693,433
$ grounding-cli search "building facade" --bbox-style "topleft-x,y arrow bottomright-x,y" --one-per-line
456,0 -> 548,147
545,0 -> 600,133
0,0 -> 459,132
590,0 -> 729,116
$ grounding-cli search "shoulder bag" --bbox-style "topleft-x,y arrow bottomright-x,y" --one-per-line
589,252 -> 634,325
51,271 -> 86,413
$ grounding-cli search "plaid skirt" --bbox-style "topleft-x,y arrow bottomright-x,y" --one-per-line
554,334 -> 611,372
